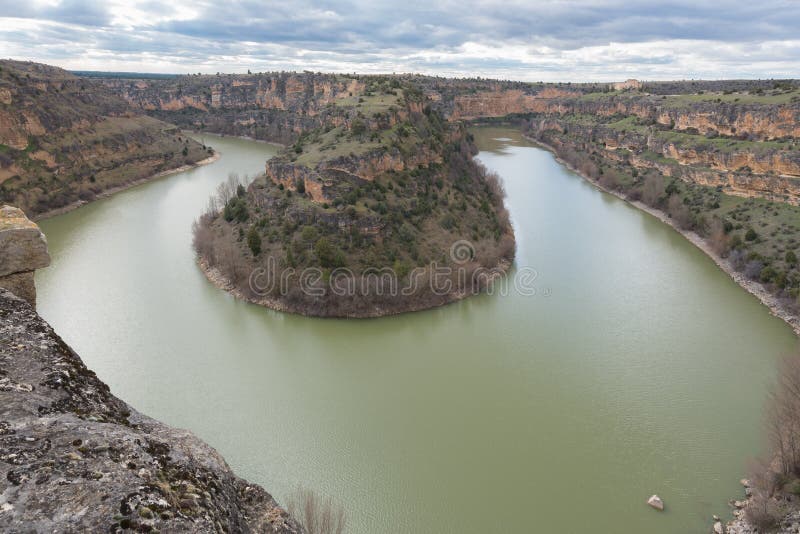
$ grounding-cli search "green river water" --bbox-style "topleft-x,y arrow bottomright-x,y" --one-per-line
35,127 -> 798,533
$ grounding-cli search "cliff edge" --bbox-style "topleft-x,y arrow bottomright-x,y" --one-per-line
0,205 -> 300,533
0,289 -> 300,533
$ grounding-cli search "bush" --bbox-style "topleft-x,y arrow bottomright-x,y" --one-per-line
223,197 -> 249,223
247,226 -> 261,256
745,228 -> 758,241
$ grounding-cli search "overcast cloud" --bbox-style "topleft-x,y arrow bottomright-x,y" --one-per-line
0,0 -> 797,80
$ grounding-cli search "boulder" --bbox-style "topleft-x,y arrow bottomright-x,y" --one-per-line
0,205 -> 50,306
714,520 -> 725,534
647,494 -> 665,511
0,205 -> 51,276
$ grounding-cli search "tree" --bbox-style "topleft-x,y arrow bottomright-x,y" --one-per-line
746,228 -> 758,241
247,226 -> 261,256
314,237 -> 343,268
707,218 -> 729,256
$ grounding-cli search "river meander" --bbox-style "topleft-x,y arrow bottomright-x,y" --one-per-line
35,128 -> 798,533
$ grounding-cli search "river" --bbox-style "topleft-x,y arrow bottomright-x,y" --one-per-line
35,128 -> 798,533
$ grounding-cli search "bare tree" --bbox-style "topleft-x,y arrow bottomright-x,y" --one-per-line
216,172 -> 243,206
192,217 -> 215,262
642,173 -> 665,207
286,489 -> 346,534
707,218 -> 729,256
745,354 -> 800,528
667,194 -> 692,230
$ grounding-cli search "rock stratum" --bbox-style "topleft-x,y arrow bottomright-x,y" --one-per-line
0,60 -> 213,218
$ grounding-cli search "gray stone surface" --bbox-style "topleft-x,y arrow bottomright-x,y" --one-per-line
0,289 -> 301,533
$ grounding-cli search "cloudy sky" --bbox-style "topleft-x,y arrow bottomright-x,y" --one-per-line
0,0 -> 797,81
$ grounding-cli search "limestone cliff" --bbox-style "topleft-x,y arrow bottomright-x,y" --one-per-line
102,72 -> 365,145
0,60 -> 212,218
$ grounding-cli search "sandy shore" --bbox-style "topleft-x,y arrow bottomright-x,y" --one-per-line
525,135 -> 800,336
34,152 -> 221,222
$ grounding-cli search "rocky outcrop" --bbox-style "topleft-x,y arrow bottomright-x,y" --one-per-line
450,89 -> 578,121
0,205 -> 50,306
0,287 -> 301,533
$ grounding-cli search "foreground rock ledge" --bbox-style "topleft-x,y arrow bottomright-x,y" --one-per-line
0,289 -> 300,533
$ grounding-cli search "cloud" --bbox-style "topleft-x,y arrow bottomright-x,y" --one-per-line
0,0 -> 797,80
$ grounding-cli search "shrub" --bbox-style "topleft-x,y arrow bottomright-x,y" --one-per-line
286,489 -> 346,534
247,226 -> 261,256
223,197 -> 249,223
746,228 -> 758,241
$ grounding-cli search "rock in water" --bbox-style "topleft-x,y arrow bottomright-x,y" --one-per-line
647,494 -> 665,511
714,520 -> 725,534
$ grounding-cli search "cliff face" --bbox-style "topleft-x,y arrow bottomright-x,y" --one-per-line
0,60 -> 211,218
102,73 -> 365,145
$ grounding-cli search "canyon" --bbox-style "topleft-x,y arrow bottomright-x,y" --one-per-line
2,61 -> 800,532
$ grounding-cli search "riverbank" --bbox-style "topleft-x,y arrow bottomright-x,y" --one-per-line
525,135 -> 800,337
197,256 -> 513,318
34,152 -> 221,222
